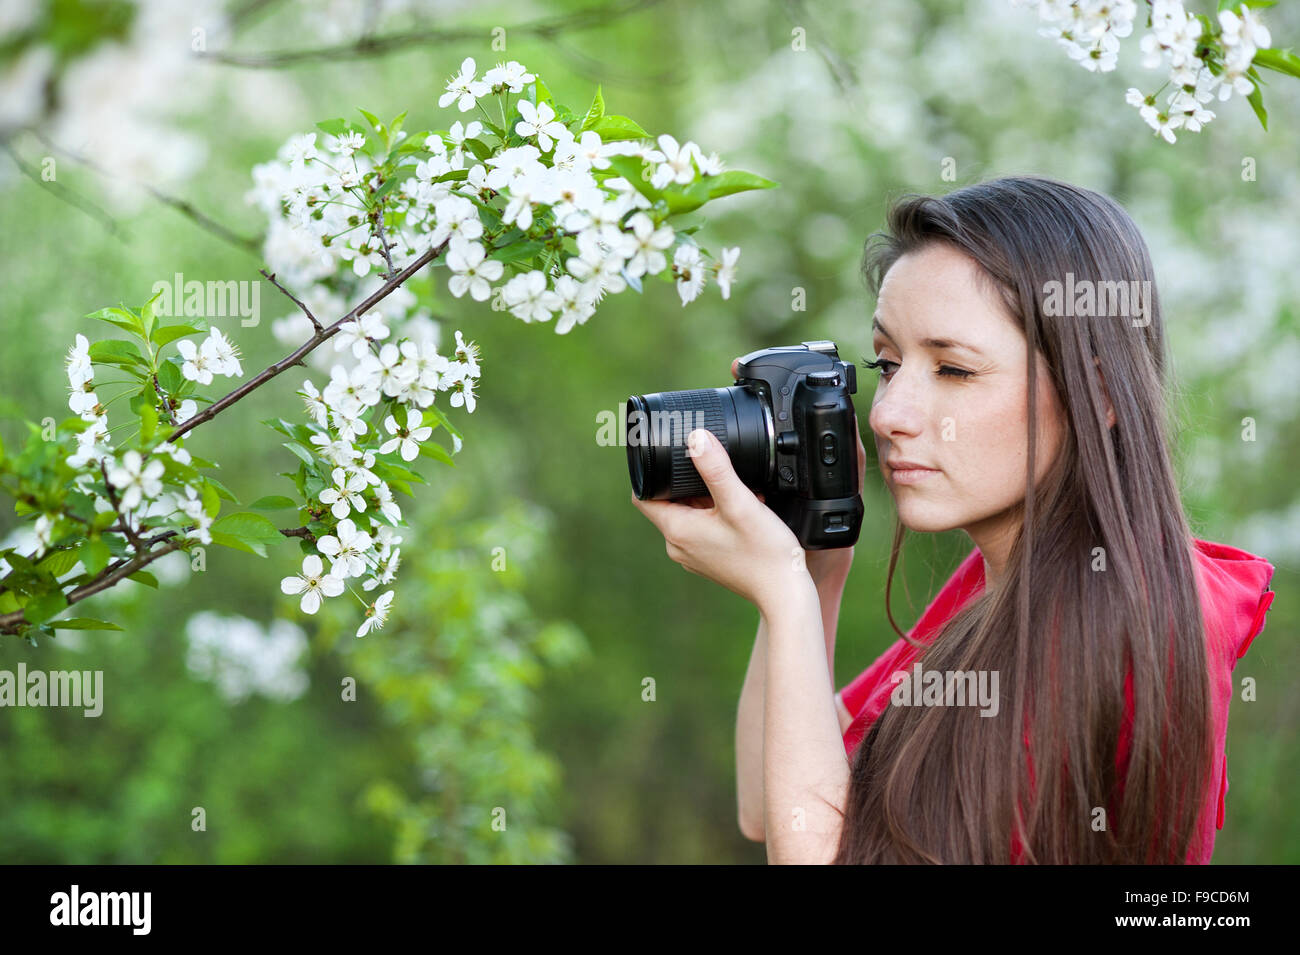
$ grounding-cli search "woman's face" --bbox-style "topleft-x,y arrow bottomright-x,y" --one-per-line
866,242 -> 1066,557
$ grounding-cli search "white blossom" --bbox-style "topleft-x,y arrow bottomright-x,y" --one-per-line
515,100 -> 570,153
356,590 -> 395,637
317,517 -> 373,578
319,466 -> 368,519
673,243 -> 707,306
106,450 -> 164,511
280,554 -> 344,614
439,57 -> 490,112
447,240 -> 504,301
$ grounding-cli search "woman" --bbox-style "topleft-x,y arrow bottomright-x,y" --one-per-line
630,175 -> 1276,864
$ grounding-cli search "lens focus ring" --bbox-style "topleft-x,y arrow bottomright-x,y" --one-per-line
661,390 -> 727,498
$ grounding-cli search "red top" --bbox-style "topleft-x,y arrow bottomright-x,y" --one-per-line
838,538 -> 1276,864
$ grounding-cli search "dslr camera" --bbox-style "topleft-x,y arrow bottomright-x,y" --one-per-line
626,340 -> 863,550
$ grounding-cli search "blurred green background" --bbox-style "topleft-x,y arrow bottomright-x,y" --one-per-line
0,0 -> 1295,863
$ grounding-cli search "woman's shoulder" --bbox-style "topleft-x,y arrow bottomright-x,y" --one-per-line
1188,536 -> 1276,664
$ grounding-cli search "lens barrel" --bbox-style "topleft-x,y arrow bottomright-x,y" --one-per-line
626,386 -> 773,499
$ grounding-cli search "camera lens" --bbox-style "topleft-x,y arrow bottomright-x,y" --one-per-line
626,386 -> 774,499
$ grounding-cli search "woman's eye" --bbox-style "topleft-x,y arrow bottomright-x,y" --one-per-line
862,357 -> 973,380
938,365 -> 975,378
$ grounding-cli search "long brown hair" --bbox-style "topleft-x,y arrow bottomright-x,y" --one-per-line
834,176 -> 1211,864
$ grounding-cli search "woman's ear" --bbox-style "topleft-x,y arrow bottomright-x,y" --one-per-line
1093,356 -> 1116,429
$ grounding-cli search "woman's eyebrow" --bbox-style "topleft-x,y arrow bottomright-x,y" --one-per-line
872,315 -> 984,357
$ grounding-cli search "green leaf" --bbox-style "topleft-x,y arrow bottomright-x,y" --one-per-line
421,400 -> 462,440
1253,47 -> 1300,80
526,77 -> 554,106
580,85 -> 605,132
606,155 -> 661,203
209,531 -> 267,558
89,339 -> 147,369
23,589 -> 68,626
85,306 -> 144,336
128,385 -> 154,416
128,570 -> 159,588
138,402 -> 158,444
151,324 -> 202,347
418,440 -> 455,466
79,537 -> 111,575
50,617 -> 124,630
213,511 -> 283,540
250,495 -> 298,510
201,480 -> 221,518
488,240 -> 547,264
316,118 -> 361,137
156,358 -> 184,393
205,476 -> 240,504
374,168 -> 418,200
283,441 -> 316,466
465,138 -> 493,161
139,288 -> 162,339
37,548 -> 81,578
1246,81 -> 1268,130
1219,0 -> 1276,11
663,180 -> 713,216
699,169 -> 779,199
358,107 -> 382,131
590,114 -> 648,141
371,460 -> 427,485
210,511 -> 285,560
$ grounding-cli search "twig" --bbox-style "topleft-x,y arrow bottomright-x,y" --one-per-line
99,459 -> 146,552
25,128 -> 262,256
0,533 -> 186,635
781,0 -> 858,92
0,241 -> 444,636
197,0 -> 664,68
370,209 -> 398,281
1,140 -> 126,240
260,269 -> 322,332
152,375 -> 178,425
166,241 -> 446,443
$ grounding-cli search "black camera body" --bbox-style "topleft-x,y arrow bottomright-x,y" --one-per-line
626,340 -> 864,550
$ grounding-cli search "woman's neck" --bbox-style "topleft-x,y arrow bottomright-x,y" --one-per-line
965,510 -> 1022,591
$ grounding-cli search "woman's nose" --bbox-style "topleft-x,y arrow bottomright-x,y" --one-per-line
868,376 -> 925,441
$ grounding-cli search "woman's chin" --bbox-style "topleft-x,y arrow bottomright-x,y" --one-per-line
894,502 -> 962,534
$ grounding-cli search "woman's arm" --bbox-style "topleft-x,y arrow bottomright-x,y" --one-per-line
736,562 -> 853,842
761,574 -> 852,864
629,422 -> 860,862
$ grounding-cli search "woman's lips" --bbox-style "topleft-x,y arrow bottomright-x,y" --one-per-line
886,460 -> 940,485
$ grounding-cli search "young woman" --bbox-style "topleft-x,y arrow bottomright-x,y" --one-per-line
631,175 -> 1276,864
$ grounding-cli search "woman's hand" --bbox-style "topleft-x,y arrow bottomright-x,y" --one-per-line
630,427 -> 809,615
724,357 -> 869,589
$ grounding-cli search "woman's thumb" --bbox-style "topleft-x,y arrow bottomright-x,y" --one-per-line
686,428 -> 744,513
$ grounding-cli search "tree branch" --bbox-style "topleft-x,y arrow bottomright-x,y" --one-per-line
98,459 -> 145,552
197,0 -> 665,69
0,533 -> 187,635
166,241 -> 446,444
1,139 -> 127,240
24,128 -> 262,256
261,269 -> 322,332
